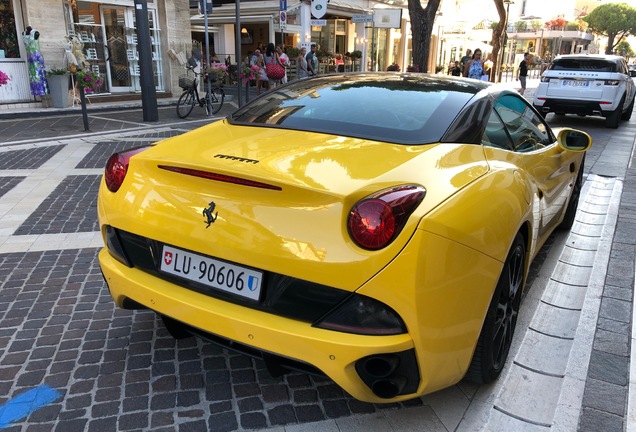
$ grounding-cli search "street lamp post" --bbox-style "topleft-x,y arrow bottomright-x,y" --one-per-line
500,0 -> 514,82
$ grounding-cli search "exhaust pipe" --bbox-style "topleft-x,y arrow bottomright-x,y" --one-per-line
361,355 -> 399,378
372,375 -> 407,399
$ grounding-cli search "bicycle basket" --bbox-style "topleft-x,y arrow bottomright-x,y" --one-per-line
179,74 -> 195,89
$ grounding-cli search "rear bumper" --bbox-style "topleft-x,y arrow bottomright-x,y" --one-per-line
533,98 -> 609,116
99,248 -> 418,402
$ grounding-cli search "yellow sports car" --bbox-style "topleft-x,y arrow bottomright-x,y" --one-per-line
98,73 -> 591,402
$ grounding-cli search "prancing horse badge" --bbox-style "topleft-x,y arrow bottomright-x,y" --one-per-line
202,202 -> 218,228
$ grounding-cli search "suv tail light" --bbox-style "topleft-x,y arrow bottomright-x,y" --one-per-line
347,185 -> 425,251
541,76 -> 551,83
604,80 -> 620,85
104,146 -> 151,192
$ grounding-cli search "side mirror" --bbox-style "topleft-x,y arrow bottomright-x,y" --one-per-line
629,70 -> 636,78
556,128 -> 592,152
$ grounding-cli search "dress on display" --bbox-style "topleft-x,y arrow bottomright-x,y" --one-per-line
23,28 -> 48,96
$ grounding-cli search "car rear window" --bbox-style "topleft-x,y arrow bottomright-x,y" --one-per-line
551,58 -> 617,72
229,74 -> 483,145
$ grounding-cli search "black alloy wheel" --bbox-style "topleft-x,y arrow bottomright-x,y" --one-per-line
465,232 -> 526,384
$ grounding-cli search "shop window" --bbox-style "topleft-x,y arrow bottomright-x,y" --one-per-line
0,0 -> 20,58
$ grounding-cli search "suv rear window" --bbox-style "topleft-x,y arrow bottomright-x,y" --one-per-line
551,59 -> 617,72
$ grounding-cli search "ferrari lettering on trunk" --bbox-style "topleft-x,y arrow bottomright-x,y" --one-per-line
160,245 -> 263,301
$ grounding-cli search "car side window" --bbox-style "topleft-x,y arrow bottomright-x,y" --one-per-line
482,110 -> 514,150
494,95 -> 553,152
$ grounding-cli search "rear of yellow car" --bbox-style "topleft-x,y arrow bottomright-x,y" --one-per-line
97,74 -> 591,402
97,113 -> 511,402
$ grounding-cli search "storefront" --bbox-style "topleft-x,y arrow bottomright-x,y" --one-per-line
69,1 -> 164,94
1,0 -> 190,106
0,0 -> 32,103
189,0 -> 380,70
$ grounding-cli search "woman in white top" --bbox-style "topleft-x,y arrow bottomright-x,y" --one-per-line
297,47 -> 309,79
276,44 -> 290,84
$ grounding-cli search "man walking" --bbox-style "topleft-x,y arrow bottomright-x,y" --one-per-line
306,44 -> 318,76
460,49 -> 472,75
517,52 -> 530,95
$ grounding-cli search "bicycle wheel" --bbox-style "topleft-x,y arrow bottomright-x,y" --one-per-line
209,87 -> 225,114
176,90 -> 195,119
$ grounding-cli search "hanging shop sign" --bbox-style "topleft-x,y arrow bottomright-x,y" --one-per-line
311,0 -> 327,19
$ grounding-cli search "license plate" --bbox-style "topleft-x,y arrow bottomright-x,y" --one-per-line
160,245 -> 263,301
562,80 -> 589,87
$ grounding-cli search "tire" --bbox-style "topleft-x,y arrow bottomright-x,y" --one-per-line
533,106 -> 546,118
176,90 -> 195,119
558,156 -> 585,230
605,97 -> 624,128
465,232 -> 526,384
209,87 -> 225,114
621,97 -> 634,121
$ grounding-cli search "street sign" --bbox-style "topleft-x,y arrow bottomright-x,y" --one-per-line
310,19 -> 326,26
352,14 -> 373,23
280,11 -> 287,30
198,0 -> 212,15
280,0 -> 286,10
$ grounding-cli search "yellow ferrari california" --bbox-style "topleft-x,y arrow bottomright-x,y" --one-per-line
98,73 -> 591,403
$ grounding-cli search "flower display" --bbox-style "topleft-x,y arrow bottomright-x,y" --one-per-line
239,64 -> 261,84
76,69 -> 103,94
202,63 -> 228,83
315,47 -> 332,59
0,70 -> 9,87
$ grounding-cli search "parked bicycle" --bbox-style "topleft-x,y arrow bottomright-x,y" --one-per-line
176,65 -> 225,118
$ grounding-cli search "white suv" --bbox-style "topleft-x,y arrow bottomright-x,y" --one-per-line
533,54 -> 636,128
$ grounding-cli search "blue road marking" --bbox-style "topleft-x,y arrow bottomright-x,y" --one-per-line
0,385 -> 62,428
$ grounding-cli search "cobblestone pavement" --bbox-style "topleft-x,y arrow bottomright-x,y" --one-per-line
0,81 -> 635,431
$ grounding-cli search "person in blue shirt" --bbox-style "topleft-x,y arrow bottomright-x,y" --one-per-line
463,48 -> 483,80
306,44 -> 318,76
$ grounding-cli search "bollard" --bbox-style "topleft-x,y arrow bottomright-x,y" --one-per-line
78,81 -> 89,131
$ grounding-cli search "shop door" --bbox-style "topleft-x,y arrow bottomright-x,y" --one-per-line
99,6 -> 163,93
101,6 -> 133,92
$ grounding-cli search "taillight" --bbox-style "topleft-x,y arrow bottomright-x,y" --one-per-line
313,293 -> 406,335
348,185 -> 425,251
604,80 -> 620,85
541,76 -> 551,83
104,146 -> 151,192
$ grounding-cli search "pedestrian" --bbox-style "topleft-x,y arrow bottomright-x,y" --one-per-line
449,60 -> 461,76
517,52 -> 530,95
252,49 -> 268,95
297,47 -> 309,79
463,49 -> 483,80
276,43 -> 290,84
460,49 -> 472,75
306,43 -> 318,76
264,42 -> 282,88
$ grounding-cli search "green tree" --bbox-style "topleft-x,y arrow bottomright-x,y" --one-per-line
407,0 -> 441,73
616,40 -> 634,58
583,3 -> 636,54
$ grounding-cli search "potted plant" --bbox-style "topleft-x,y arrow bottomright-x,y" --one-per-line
202,63 -> 228,85
347,50 -> 362,71
0,70 -> 10,88
286,46 -> 300,59
47,68 -> 70,108
76,69 -> 103,94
